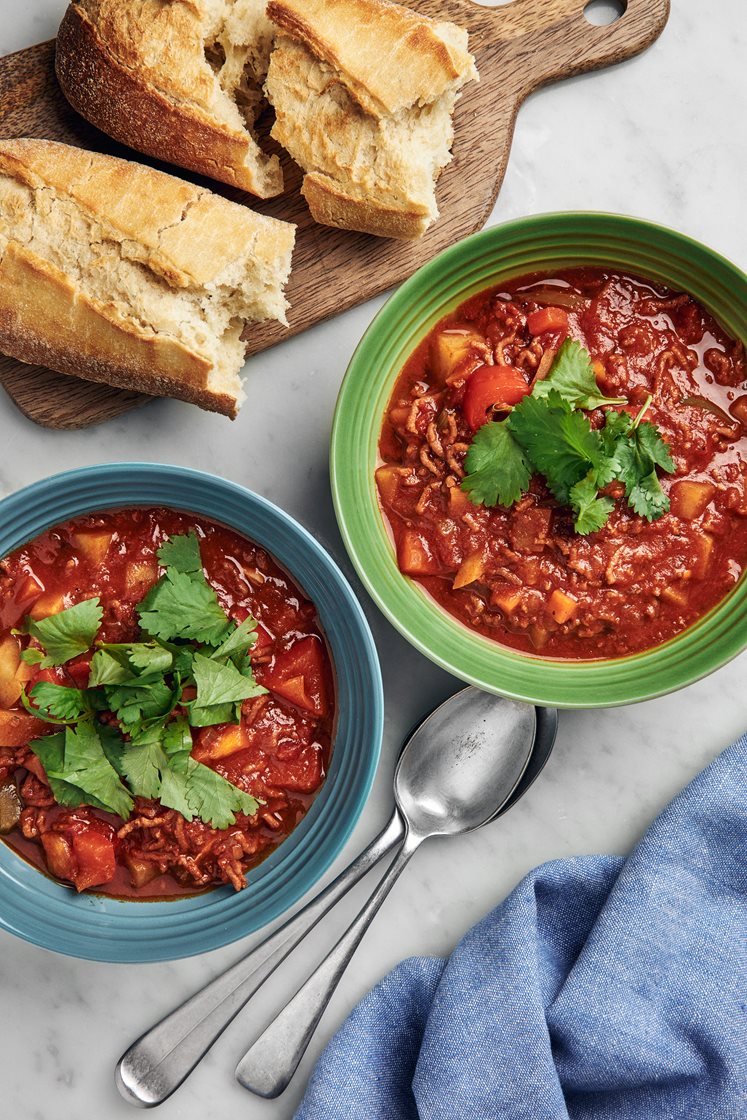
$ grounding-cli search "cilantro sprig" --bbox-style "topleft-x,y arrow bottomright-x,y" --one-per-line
21,599 -> 103,668
20,533 -> 266,829
461,340 -> 674,534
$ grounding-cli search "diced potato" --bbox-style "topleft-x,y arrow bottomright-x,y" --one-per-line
375,465 -> 404,506
193,724 -> 248,764
0,710 -> 49,747
661,584 -> 689,607
693,533 -> 714,579
448,487 -> 471,516
0,636 -> 21,708
388,405 -> 411,429
41,832 -> 76,883
72,830 -> 116,892
16,574 -> 43,606
28,593 -> 66,621
547,589 -> 578,624
125,855 -> 161,890
397,530 -> 442,576
491,587 -> 522,615
453,552 -> 485,590
14,660 -> 34,683
528,625 -> 550,650
431,329 -> 486,380
126,559 -> 158,596
670,480 -> 715,521
71,530 -> 113,566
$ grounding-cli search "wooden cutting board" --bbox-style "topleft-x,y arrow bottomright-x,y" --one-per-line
0,0 -> 669,429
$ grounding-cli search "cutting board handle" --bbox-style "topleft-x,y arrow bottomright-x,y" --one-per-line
470,0 -> 670,94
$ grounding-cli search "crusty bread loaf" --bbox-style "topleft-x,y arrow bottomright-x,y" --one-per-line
56,0 -> 283,198
0,140 -> 295,417
265,0 -> 478,239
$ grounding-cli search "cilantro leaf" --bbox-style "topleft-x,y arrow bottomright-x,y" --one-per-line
157,532 -> 203,574
89,649 -> 130,687
122,730 -> 168,799
28,682 -> 89,721
569,474 -> 615,535
26,598 -> 102,667
189,651 -> 264,726
508,391 -> 605,504
600,408 -> 633,448
635,421 -> 675,473
461,420 -> 532,508
28,732 -> 112,811
62,721 -> 134,819
31,721 -> 134,818
615,425 -> 674,522
95,643 -> 175,677
106,674 -> 175,728
626,468 -> 671,521
191,652 -> 265,709
20,647 -> 45,666
162,715 -> 193,768
98,723 -> 127,776
188,702 -> 242,728
137,569 -> 231,645
210,617 -> 259,665
533,339 -> 627,410
158,765 -> 194,819
184,762 -> 259,830
128,644 -> 174,674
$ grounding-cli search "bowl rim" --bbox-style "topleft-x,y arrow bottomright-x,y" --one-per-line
330,210 -> 747,709
0,463 -> 383,962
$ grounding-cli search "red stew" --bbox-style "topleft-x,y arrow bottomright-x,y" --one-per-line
0,508 -> 334,896
377,268 -> 747,658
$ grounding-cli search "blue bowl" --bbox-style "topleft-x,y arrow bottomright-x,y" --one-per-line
0,464 -> 383,962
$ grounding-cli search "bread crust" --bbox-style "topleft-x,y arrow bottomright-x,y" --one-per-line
301,173 -> 430,241
265,0 -> 477,240
267,0 -> 475,116
0,242 -> 239,417
0,139 -> 294,290
0,139 -> 296,417
55,3 -> 283,198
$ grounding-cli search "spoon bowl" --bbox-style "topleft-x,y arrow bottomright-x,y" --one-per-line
394,689 -> 536,838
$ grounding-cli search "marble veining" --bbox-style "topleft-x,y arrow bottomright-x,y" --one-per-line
0,2 -> 744,1118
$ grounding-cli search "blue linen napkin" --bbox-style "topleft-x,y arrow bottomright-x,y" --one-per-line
296,734 -> 747,1119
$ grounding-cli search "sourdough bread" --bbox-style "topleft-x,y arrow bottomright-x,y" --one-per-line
265,0 -> 478,239
56,0 -> 283,198
0,140 -> 295,417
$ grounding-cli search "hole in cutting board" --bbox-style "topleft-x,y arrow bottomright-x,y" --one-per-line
584,0 -> 627,25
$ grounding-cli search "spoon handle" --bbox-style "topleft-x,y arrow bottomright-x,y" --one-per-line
235,830 -> 422,1098
115,811 -> 405,1108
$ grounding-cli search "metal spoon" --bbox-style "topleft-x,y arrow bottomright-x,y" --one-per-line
116,691 -> 554,1108
234,688 -> 536,1098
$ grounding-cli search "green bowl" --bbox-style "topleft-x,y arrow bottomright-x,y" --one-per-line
331,212 -> 747,708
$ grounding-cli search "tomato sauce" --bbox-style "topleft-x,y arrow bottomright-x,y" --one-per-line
0,508 -> 335,896
377,269 -> 747,658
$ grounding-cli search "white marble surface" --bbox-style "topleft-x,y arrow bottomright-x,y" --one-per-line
0,2 -> 744,1118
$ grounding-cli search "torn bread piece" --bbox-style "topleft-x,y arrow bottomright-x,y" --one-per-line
56,0 -> 283,198
265,0 -> 478,239
0,140 -> 295,417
